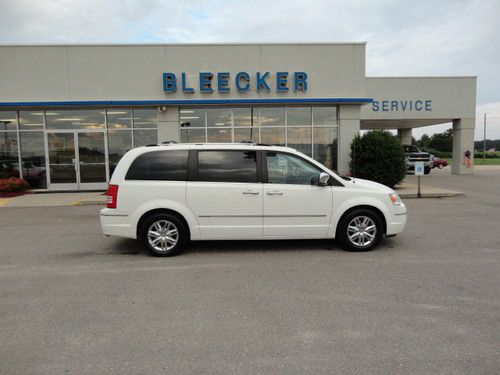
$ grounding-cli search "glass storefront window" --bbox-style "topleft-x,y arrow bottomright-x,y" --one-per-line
133,129 -> 157,147
0,112 -> 18,131
132,109 -> 158,129
0,132 -> 20,178
19,111 -> 44,130
207,108 -> 231,127
234,127 -> 258,143
19,132 -> 47,188
313,127 -> 338,170
287,127 -> 312,156
313,107 -> 337,125
287,107 -> 311,126
233,108 -> 252,126
108,130 -> 132,176
180,128 -> 206,143
260,107 -> 285,126
261,127 -> 285,146
207,128 -> 231,142
107,110 -> 132,129
180,108 -> 205,128
46,110 -> 104,130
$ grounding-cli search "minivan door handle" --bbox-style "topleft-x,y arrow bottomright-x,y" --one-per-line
266,191 -> 283,196
242,190 -> 260,195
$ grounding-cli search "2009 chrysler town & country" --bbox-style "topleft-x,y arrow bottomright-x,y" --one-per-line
100,143 -> 407,256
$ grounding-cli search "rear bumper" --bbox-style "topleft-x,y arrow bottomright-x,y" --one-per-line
100,208 -> 136,239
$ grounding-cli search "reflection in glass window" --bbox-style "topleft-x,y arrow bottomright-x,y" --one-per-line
180,128 -> 206,143
234,127 -> 258,143
133,129 -> 157,147
180,108 -> 205,127
19,111 -> 44,130
207,108 -> 231,127
266,151 -> 321,185
261,127 -> 285,146
313,107 -> 337,125
0,132 -> 20,178
260,107 -> 284,126
0,112 -> 17,131
126,150 -> 188,181
287,107 -> 311,126
207,128 -> 231,142
19,132 -> 47,188
313,127 -> 338,171
133,109 -> 158,129
287,127 -> 312,156
233,108 -> 252,126
107,110 -> 132,129
45,110 -> 105,130
198,150 -> 258,183
108,130 -> 132,176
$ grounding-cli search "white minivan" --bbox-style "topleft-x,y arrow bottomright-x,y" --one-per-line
101,143 -> 406,256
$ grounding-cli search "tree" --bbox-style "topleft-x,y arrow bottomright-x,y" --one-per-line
428,129 -> 453,152
417,134 -> 431,149
349,130 -> 407,188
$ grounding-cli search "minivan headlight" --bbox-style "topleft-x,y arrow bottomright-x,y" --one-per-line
389,193 -> 402,206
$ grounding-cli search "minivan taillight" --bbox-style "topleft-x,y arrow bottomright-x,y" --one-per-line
106,184 -> 119,209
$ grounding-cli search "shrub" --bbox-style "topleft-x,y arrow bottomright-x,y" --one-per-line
0,177 -> 30,193
349,130 -> 407,188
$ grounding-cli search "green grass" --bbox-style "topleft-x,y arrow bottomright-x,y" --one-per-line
474,158 -> 500,165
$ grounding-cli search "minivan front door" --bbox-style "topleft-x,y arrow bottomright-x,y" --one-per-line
187,149 -> 263,239
263,151 -> 333,238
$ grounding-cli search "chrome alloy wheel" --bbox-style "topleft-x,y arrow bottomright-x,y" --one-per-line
147,220 -> 179,252
347,216 -> 377,247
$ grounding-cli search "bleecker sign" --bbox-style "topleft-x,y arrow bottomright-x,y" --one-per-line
162,72 -> 308,94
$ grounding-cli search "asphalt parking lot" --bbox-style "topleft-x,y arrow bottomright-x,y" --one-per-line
1,168 -> 499,374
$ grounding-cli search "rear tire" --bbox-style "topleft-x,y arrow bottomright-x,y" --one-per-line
336,209 -> 384,252
424,167 -> 431,174
139,213 -> 188,256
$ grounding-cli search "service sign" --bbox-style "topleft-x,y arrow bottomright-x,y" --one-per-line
414,162 -> 425,176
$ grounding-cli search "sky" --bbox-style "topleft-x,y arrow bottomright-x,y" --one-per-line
0,0 -> 499,140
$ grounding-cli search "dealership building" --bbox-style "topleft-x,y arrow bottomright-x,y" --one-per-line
0,43 -> 476,190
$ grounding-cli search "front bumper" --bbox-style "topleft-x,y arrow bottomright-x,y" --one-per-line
386,203 -> 407,235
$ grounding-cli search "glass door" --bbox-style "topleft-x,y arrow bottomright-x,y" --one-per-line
47,132 -> 78,190
47,131 -> 108,190
77,131 -> 107,190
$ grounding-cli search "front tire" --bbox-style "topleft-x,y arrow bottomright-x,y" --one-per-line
424,166 -> 431,174
337,209 -> 384,251
139,213 -> 188,256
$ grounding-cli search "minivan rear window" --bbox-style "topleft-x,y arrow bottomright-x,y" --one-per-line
197,150 -> 258,183
125,150 -> 188,181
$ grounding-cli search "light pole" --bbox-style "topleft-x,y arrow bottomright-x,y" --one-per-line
483,113 -> 487,164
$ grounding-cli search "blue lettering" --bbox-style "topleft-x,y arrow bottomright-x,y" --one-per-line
181,73 -> 194,93
372,101 -> 379,111
382,101 -> 388,111
217,72 -> 230,93
425,100 -> 432,111
391,100 -> 398,111
235,72 -> 250,92
162,73 -> 177,93
276,72 -> 289,92
294,72 -> 308,92
256,72 -> 270,92
401,100 -> 408,111
199,72 -> 213,93
415,100 -> 423,111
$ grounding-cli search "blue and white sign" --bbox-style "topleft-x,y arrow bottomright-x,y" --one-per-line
162,71 -> 308,94
414,161 -> 425,176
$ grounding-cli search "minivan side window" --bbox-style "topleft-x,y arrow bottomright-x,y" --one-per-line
266,151 -> 322,185
197,150 -> 258,183
125,150 -> 188,180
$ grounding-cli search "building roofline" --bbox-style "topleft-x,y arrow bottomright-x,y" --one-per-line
0,42 -> 367,47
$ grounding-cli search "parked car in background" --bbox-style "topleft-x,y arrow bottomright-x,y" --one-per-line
432,156 -> 448,169
403,145 -> 433,174
101,143 -> 407,256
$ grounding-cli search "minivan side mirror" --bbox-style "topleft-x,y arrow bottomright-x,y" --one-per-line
312,172 -> 330,186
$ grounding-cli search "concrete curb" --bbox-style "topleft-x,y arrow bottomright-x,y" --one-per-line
399,191 -> 464,199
